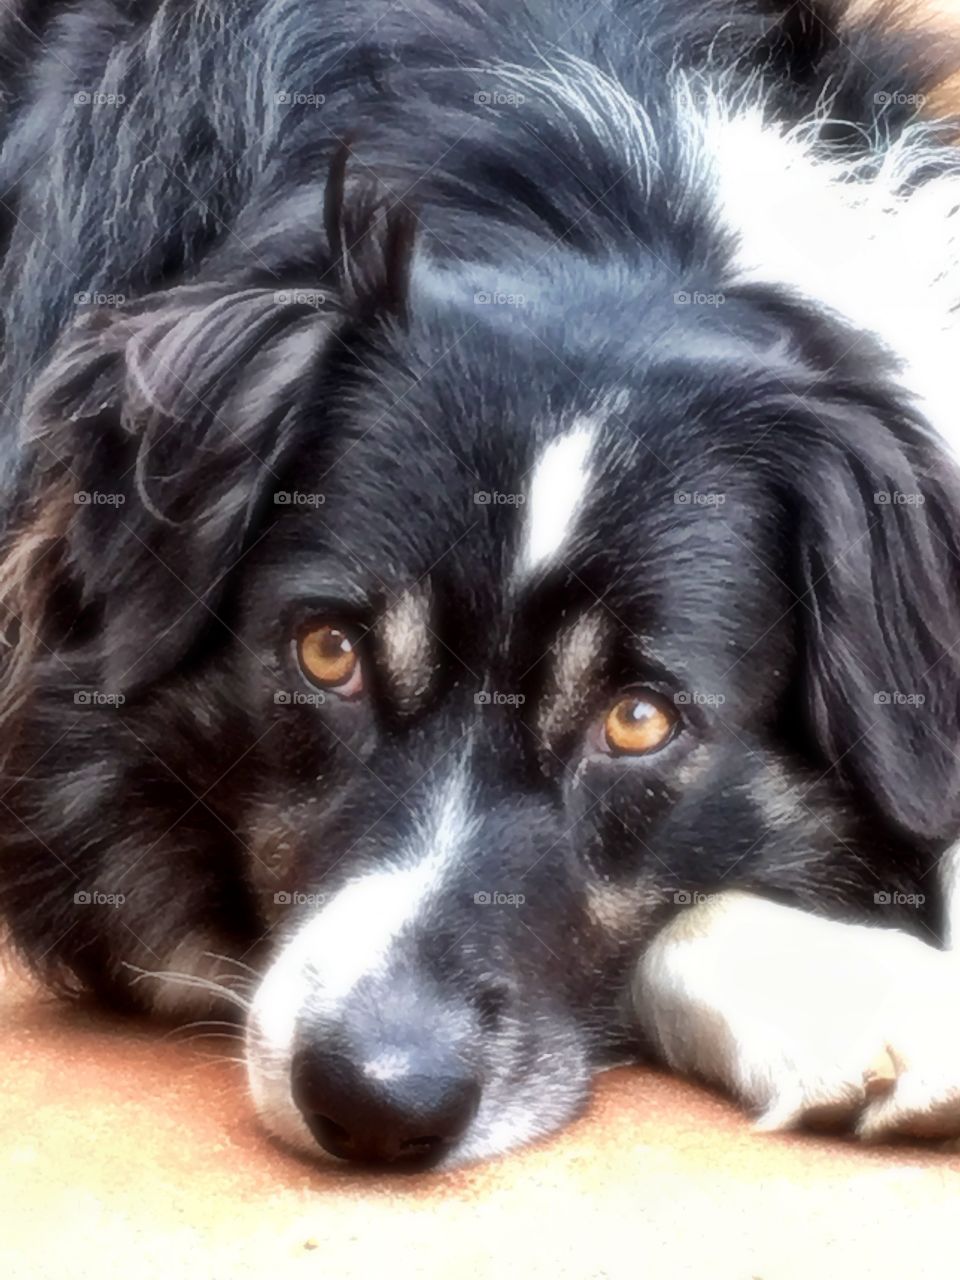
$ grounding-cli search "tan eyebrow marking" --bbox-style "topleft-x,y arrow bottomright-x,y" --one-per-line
538,610 -> 611,744
379,586 -> 435,710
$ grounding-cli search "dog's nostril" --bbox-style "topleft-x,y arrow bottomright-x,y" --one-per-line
292,1044 -> 480,1165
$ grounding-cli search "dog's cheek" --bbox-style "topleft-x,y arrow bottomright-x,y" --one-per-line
244,805 -> 306,925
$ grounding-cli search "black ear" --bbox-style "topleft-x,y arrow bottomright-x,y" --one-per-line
20,284 -> 328,691
8,153 -> 417,698
323,140 -> 416,320
791,392 -> 960,841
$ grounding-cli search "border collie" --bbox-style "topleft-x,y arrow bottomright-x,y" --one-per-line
2,0 -> 960,1168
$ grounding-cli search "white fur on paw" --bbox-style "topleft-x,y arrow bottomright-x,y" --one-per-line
636,892 -> 960,1143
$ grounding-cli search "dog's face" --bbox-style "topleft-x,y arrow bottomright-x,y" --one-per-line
5,190 -> 960,1168
237,278 -> 806,1163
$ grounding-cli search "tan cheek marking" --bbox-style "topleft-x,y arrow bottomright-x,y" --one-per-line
586,882 -> 664,935
845,1 -> 960,120
924,71 -> 960,120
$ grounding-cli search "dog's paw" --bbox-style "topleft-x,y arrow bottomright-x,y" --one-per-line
635,891 -> 960,1142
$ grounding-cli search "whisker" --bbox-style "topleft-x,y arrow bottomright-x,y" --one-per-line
201,951 -> 262,979
122,962 -> 254,1012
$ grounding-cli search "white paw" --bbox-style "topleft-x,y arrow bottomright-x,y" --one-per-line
635,891 -> 960,1142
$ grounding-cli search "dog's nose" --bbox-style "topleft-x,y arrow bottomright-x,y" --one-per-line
291,1040 -> 481,1164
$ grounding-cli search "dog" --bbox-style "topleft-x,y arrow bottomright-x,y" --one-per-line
2,0 -> 960,1168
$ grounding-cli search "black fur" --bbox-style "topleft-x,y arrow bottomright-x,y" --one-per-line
2,0 -> 960,1162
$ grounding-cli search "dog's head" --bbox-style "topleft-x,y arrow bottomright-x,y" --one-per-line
5,165 -> 960,1167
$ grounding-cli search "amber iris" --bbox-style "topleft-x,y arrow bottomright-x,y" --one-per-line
298,623 -> 359,690
603,693 -> 677,756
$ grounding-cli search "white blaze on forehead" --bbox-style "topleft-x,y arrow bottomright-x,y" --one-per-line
520,423 -> 597,576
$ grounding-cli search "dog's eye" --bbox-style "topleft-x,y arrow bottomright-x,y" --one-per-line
297,623 -> 363,697
600,691 -> 678,756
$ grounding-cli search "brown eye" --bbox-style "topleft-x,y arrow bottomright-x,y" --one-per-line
602,692 -> 678,756
297,623 -> 362,696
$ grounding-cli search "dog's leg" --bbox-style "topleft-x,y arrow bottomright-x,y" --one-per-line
634,879 -> 960,1139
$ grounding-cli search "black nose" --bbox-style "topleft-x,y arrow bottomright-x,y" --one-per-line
292,1041 -> 481,1165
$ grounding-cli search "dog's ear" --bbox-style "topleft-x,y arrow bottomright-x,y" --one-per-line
790,392 -> 960,841
16,285 -> 329,693
1,162 -> 416,703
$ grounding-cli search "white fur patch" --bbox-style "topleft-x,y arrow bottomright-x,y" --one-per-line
246,768 -> 477,1156
942,839 -> 960,951
688,88 -> 960,460
637,891 -> 960,1139
520,423 -> 596,575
